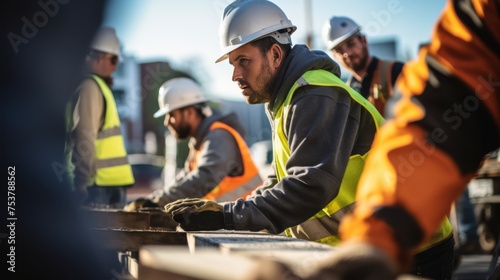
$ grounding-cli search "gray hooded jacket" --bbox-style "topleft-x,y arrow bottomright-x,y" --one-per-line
151,111 -> 262,206
222,44 -> 379,234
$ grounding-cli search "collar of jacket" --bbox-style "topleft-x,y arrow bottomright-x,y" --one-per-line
190,112 -> 246,150
89,72 -> 113,88
268,44 -> 341,118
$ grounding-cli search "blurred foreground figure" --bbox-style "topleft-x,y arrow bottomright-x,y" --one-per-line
305,0 -> 500,279
1,0 -> 121,279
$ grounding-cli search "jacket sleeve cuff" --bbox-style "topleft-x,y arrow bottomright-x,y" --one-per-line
222,202 -> 234,230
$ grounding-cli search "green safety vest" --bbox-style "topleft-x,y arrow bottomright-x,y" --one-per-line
66,75 -> 135,188
275,69 -> 452,250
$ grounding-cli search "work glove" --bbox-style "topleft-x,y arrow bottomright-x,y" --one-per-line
164,198 -> 224,231
123,198 -> 159,212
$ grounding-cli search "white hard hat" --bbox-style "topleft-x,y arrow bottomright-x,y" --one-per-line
322,16 -> 361,51
90,26 -> 121,56
153,78 -> 208,118
215,0 -> 297,63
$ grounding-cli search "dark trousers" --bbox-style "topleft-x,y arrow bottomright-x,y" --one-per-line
86,186 -> 127,209
455,188 -> 479,244
410,235 -> 455,279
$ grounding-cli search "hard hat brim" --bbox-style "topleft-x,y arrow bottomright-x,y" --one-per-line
215,28 -> 296,63
326,27 -> 360,51
215,51 -> 232,63
153,107 -> 169,118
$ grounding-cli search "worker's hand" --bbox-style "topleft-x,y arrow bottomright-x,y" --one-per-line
164,198 -> 224,231
123,198 -> 159,212
304,242 -> 398,280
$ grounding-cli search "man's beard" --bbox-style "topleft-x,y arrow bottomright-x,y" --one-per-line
246,59 -> 276,104
351,48 -> 369,73
170,122 -> 190,140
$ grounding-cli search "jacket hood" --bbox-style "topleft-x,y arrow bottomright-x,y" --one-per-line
269,44 -> 341,114
216,112 -> 247,138
192,111 -> 247,149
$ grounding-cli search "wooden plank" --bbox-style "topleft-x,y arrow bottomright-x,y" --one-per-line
138,244 -> 429,280
187,230 -> 288,249
82,208 -> 179,230
187,230 -> 333,252
139,208 -> 178,230
82,208 -> 150,230
185,230 -> 335,277
138,243 -> 335,280
139,246 -> 262,280
90,228 -> 187,251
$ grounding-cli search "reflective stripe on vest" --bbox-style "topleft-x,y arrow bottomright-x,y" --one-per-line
274,69 -> 383,246
90,75 -> 135,187
189,121 -> 262,202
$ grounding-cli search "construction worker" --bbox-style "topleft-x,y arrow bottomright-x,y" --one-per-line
165,1 -> 454,279
124,77 -> 263,211
164,0 -> 385,253
66,27 -> 135,209
322,16 -> 404,116
298,0 -> 499,279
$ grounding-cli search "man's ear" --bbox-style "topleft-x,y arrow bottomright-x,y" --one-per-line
269,44 -> 284,69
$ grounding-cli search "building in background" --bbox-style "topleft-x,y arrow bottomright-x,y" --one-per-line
112,55 -> 142,152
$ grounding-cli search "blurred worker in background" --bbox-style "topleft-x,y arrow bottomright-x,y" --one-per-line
124,77 -> 263,211
300,0 -> 498,279
164,0 -> 385,256
322,16 -> 404,115
66,26 -> 135,209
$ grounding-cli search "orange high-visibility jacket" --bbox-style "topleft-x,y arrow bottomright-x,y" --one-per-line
340,0 -> 500,270
188,121 -> 262,202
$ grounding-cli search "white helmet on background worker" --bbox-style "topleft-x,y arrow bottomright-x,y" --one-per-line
90,26 -> 121,56
153,77 -> 209,118
322,16 -> 361,51
215,0 -> 297,63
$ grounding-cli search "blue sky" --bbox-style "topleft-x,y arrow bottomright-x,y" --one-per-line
102,0 -> 447,101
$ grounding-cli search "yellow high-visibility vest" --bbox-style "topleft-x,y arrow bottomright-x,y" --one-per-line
66,75 -> 135,188
274,69 -> 452,249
